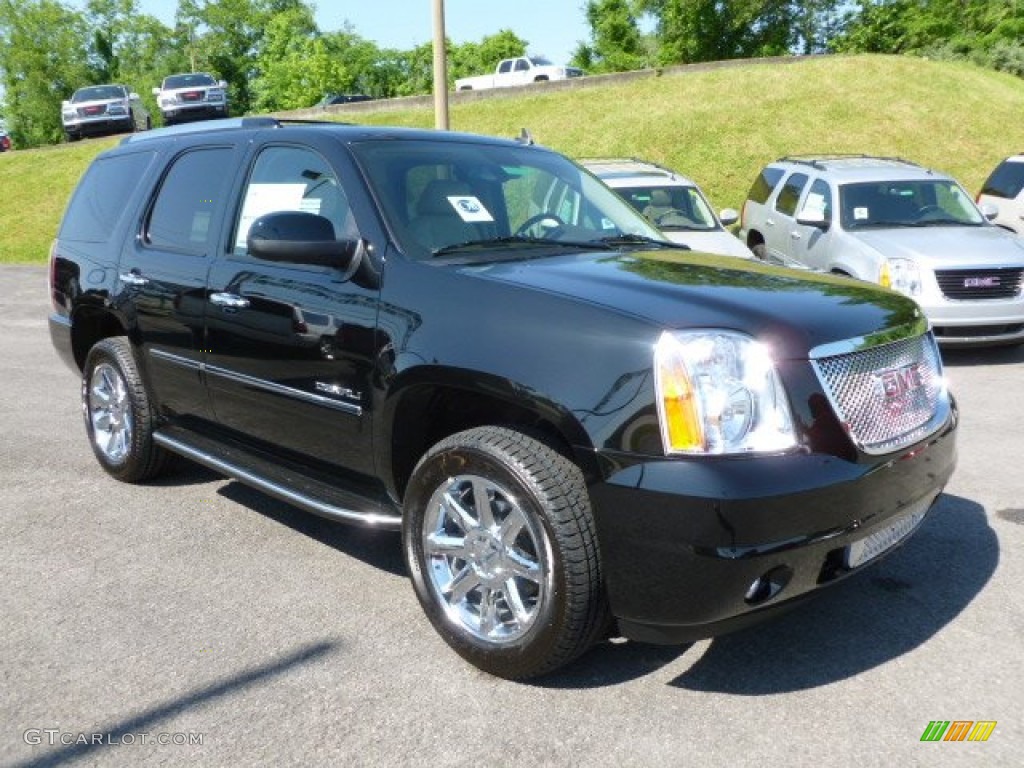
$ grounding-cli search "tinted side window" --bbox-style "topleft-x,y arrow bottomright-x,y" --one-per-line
747,167 -> 785,204
60,151 -> 156,242
775,173 -> 809,217
980,160 -> 1024,200
146,147 -> 236,253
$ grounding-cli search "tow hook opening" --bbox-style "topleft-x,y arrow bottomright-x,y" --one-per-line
744,565 -> 793,605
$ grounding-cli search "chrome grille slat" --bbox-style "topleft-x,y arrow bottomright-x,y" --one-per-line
811,333 -> 947,455
934,267 -> 1024,300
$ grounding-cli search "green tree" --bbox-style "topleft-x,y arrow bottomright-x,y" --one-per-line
640,0 -> 796,64
573,0 -> 649,73
450,29 -> 528,83
0,0 -> 91,146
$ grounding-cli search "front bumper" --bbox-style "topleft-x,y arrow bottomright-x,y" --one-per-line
587,412 -> 957,644
160,103 -> 227,123
63,115 -> 133,136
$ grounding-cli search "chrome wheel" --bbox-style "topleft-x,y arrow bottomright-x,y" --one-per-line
423,473 -> 551,645
87,361 -> 133,463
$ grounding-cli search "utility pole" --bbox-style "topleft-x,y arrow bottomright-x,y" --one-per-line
432,0 -> 449,130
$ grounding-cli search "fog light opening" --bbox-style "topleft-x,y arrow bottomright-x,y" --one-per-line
743,565 -> 793,606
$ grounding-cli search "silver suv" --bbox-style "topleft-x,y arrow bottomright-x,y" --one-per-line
740,155 -> 1024,346
152,72 -> 228,125
582,158 -> 753,258
61,84 -> 150,141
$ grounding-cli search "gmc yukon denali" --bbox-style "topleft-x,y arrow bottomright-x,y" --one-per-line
48,118 -> 957,679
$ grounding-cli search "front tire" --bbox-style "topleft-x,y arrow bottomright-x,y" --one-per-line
82,337 -> 168,482
403,427 -> 607,679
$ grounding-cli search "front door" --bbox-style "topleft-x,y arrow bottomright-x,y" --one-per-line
204,143 -> 380,477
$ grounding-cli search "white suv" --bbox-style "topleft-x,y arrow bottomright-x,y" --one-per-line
152,72 -> 228,126
739,155 -> 1024,346
581,158 -> 753,258
977,154 -> 1024,235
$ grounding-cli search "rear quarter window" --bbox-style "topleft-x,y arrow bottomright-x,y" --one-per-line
746,167 -> 785,205
59,151 -> 156,242
980,159 -> 1024,200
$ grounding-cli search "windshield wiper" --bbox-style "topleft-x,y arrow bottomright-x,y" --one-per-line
431,235 -> 614,257
593,234 -> 691,250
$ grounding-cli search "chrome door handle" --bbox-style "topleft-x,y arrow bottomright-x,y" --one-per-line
790,231 -> 802,240
209,292 -> 250,309
119,272 -> 149,286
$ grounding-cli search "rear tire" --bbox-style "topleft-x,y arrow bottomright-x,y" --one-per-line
403,426 -> 608,679
82,337 -> 168,483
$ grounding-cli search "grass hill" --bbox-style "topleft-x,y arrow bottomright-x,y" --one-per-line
4,54 -> 1024,264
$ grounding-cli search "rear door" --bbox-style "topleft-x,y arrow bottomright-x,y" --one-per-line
117,142 -> 243,421
203,139 -> 381,477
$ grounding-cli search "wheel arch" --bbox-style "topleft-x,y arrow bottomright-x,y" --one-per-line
70,306 -> 129,372
381,369 -> 598,503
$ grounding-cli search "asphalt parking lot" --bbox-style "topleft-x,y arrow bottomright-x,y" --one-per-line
2,263 -> 1021,767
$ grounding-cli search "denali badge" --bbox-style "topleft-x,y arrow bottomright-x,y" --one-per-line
964,276 -> 1000,288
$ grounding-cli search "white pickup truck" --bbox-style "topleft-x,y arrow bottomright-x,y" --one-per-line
455,56 -> 584,91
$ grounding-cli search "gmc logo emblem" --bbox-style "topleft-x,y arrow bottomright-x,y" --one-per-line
964,276 -> 1000,288
878,363 -> 925,403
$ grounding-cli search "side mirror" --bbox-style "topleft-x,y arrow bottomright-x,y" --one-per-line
219,80 -> 228,89
796,208 -> 829,229
248,211 -> 352,266
151,86 -> 161,96
61,100 -> 71,108
978,201 -> 999,221
129,92 -> 140,101
718,208 -> 739,227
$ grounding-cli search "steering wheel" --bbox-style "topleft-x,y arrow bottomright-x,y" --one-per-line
915,205 -> 943,221
654,209 -> 696,227
515,213 -> 566,238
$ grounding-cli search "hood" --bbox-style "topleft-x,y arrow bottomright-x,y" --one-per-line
461,250 -> 922,360
851,226 -> 1024,269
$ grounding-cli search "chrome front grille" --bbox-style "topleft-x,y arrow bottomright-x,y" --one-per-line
810,332 -> 948,455
935,267 -> 1023,300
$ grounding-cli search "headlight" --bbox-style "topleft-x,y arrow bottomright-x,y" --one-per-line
653,330 -> 796,455
880,258 -> 922,296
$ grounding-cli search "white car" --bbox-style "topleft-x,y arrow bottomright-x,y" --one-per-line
581,158 -> 754,259
977,154 -> 1024,235
61,84 -> 150,141
152,72 -> 228,126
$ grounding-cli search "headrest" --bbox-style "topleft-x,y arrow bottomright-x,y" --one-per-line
649,188 -> 672,207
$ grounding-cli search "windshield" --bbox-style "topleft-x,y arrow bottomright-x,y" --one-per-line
839,179 -> 984,229
613,184 -> 720,232
164,73 -> 216,90
350,139 -> 668,261
72,85 -> 127,102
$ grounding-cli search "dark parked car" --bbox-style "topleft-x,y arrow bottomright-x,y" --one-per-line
49,118 -> 957,679
316,93 -> 372,107
0,130 -> 11,152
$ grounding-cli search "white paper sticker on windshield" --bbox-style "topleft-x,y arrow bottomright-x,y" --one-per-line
854,206 -> 869,221
447,195 -> 494,223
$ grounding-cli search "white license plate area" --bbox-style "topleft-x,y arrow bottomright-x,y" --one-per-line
845,503 -> 929,569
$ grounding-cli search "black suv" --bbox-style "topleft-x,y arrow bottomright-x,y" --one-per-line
48,118 -> 957,679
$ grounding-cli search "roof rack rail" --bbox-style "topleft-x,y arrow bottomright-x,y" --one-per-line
120,116 -> 282,144
778,154 -> 920,170
576,156 -> 680,177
